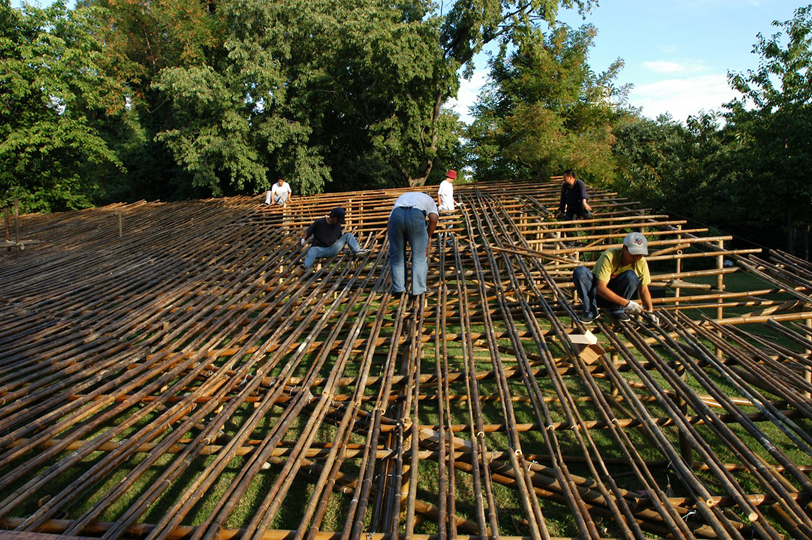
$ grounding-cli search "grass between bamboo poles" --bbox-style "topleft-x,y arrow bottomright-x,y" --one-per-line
1,274 -> 808,537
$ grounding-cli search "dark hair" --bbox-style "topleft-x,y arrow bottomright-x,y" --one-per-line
563,169 -> 575,177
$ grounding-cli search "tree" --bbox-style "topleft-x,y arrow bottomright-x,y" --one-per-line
149,0 -> 598,191
467,22 -> 625,183
725,4 -> 812,257
0,0 -> 126,213
613,112 -> 745,235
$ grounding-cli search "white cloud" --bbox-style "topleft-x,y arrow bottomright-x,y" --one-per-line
642,60 -> 707,74
631,74 -> 737,121
447,69 -> 490,124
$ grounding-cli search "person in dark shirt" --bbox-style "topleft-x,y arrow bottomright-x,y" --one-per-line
295,207 -> 369,275
556,170 -> 593,220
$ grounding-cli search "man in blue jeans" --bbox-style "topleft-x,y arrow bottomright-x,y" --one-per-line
388,192 -> 439,296
572,232 -> 658,324
296,207 -> 368,276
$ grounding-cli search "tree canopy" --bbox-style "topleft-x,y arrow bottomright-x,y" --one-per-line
466,22 -> 626,182
1,0 -> 599,212
1,0 -> 810,258
0,0 -> 125,212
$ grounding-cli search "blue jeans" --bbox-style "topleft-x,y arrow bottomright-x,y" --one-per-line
573,266 -> 639,317
304,233 -> 361,269
388,207 -> 429,295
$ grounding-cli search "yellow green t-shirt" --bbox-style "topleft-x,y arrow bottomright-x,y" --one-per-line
592,247 -> 651,286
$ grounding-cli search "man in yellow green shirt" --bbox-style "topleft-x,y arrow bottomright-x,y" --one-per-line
572,232 -> 657,324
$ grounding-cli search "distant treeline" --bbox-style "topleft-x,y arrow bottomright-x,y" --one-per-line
1,0 -> 809,257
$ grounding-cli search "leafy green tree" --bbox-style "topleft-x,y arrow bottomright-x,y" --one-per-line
145,0 -> 598,192
726,4 -> 812,256
0,0 -> 125,213
616,111 -> 750,238
82,0 -> 225,202
466,22 -> 624,184
2,0 -> 599,209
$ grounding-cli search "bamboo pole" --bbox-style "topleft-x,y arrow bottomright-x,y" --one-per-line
2,180 -> 812,540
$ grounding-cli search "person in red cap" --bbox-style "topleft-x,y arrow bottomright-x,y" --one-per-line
437,169 -> 458,211
295,207 -> 369,276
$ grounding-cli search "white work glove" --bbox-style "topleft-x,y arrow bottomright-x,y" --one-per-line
646,311 -> 660,326
299,237 -> 306,246
624,299 -> 644,315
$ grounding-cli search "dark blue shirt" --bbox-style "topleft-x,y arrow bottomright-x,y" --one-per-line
306,218 -> 343,247
558,179 -> 589,215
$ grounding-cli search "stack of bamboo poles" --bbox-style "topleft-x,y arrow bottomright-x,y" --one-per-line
0,179 -> 810,540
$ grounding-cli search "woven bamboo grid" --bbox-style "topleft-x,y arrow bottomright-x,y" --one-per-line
1,178 -> 811,540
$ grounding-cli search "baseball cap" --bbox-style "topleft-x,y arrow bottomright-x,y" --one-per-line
623,232 -> 648,255
330,207 -> 346,224
446,169 -> 457,180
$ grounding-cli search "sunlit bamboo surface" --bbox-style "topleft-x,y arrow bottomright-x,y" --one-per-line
1,179 -> 811,540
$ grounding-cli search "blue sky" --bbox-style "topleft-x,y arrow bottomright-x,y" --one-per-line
451,0 -> 806,123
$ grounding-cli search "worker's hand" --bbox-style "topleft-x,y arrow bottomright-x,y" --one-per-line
645,311 -> 660,326
625,300 -> 644,315
555,212 -> 565,220
299,238 -> 305,246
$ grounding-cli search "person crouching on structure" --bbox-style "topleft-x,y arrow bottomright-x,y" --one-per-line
295,207 -> 369,276
265,178 -> 292,206
556,169 -> 592,220
388,192 -> 439,297
572,232 -> 658,324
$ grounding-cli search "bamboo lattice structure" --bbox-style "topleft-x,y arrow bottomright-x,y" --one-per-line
1,178 -> 811,540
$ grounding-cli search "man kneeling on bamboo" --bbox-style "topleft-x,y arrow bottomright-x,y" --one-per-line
295,207 -> 369,277
572,232 -> 658,324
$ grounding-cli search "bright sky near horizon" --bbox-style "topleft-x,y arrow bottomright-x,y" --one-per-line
450,0 -> 807,124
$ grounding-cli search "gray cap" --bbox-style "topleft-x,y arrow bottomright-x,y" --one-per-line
623,232 -> 648,255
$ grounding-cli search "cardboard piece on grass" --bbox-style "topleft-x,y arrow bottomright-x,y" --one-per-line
568,329 -> 606,365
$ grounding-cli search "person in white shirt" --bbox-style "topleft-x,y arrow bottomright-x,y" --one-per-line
388,192 -> 439,296
437,169 -> 457,211
265,178 -> 292,206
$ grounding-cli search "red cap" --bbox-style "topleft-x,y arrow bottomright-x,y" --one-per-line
446,169 -> 457,180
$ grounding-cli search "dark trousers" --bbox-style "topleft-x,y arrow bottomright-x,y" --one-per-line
573,266 -> 639,317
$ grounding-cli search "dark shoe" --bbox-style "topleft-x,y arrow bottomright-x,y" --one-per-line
294,265 -> 309,278
354,248 -> 370,256
578,313 -> 598,324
